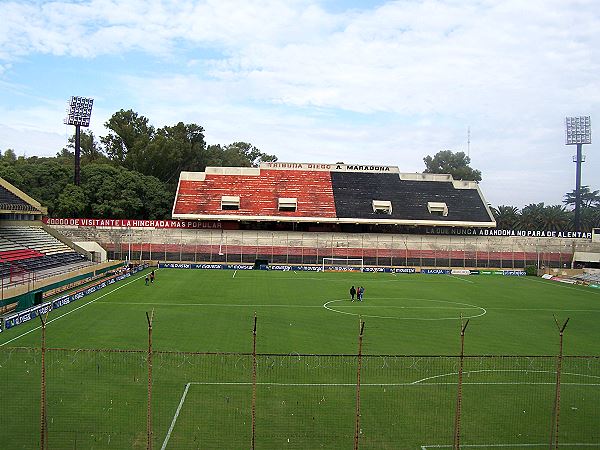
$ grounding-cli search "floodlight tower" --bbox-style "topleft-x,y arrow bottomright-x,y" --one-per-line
565,116 -> 591,232
64,96 -> 94,185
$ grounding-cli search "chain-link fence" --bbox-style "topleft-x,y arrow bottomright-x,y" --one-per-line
2,344 -> 599,449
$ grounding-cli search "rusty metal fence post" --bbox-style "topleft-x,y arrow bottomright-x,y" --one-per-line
251,313 -> 257,450
549,316 -> 569,450
39,312 -> 49,450
146,310 -> 154,450
354,319 -> 365,450
453,316 -> 469,450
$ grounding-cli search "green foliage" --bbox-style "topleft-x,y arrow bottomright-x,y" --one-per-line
100,109 -> 154,164
563,185 -> 600,209
2,148 -> 17,163
423,150 -> 482,181
524,265 -> 538,275
492,201 -> 599,232
81,164 -> 173,219
98,110 -> 276,189
0,157 -> 71,215
223,141 -> 278,167
0,156 -> 172,219
490,205 -> 520,229
63,129 -> 107,164
139,122 -> 207,187
55,184 -> 87,217
0,107 -> 279,219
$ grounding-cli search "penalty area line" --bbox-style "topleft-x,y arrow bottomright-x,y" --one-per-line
445,274 -> 474,284
161,382 -> 191,450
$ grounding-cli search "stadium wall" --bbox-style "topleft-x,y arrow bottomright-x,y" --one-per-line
47,224 -> 600,269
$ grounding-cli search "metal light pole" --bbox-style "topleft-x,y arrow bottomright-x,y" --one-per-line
565,116 -> 591,232
64,96 -> 94,185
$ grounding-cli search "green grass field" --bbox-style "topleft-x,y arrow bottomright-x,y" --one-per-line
1,268 -> 600,449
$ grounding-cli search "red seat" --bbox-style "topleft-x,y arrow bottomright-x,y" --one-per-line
174,170 -> 336,218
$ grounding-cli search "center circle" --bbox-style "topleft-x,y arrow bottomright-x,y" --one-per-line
323,297 -> 487,320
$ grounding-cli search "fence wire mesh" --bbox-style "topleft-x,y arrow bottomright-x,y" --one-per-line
1,349 -> 599,449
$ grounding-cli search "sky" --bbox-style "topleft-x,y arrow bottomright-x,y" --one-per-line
0,0 -> 598,209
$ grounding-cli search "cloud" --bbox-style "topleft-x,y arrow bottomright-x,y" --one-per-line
0,0 -> 598,208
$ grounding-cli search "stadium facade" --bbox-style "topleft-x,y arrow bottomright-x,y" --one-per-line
45,163 -> 600,270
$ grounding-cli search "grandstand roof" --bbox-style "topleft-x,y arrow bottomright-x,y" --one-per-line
0,177 -> 47,214
172,163 -> 496,227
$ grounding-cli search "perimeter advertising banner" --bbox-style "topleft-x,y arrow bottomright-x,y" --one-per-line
160,263 -> 254,270
421,268 -> 452,275
3,265 -> 147,330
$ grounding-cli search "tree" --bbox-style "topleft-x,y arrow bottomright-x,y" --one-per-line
491,205 -> 520,229
222,142 -> 277,167
563,186 -> 600,209
81,164 -> 173,219
580,207 -> 600,232
519,203 -> 546,230
137,122 -> 207,186
539,205 -> 571,231
65,130 -> 106,164
2,149 -> 17,163
423,150 -> 482,181
0,158 -> 71,216
101,109 -> 154,165
55,184 -> 87,217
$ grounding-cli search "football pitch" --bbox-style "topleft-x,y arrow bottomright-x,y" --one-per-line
1,268 -> 600,449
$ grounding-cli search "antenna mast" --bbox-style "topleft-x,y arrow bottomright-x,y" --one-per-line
467,127 -> 471,158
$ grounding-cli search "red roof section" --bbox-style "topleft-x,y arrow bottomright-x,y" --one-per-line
173,170 -> 336,218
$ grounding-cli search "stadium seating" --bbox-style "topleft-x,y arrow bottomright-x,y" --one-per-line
0,226 -> 89,280
174,170 -> 336,218
0,226 -> 73,254
0,185 -> 38,210
331,172 -> 492,222
573,273 -> 600,283
173,164 -> 495,226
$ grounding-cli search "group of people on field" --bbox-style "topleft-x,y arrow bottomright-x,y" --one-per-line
349,285 -> 365,302
145,270 -> 155,286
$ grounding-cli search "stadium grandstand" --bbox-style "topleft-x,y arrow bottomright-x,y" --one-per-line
0,177 -> 105,315
45,162 -> 600,273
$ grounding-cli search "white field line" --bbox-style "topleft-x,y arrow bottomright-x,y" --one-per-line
90,301 -> 600,315
446,275 -> 474,284
236,276 -> 456,284
521,276 -> 600,294
162,375 -> 600,448
186,381 -> 600,387
0,273 -> 146,347
412,369 -> 600,384
422,444 -> 600,449
161,382 -> 191,450
323,299 -> 487,321
232,270 -> 237,278
96,302 -> 324,308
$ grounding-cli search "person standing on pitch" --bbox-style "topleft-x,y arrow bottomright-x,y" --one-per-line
150,270 -> 155,284
350,285 -> 356,301
145,274 -> 149,286
358,286 -> 365,301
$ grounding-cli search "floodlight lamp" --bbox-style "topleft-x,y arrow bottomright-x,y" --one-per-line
565,116 -> 591,145
64,96 -> 94,127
